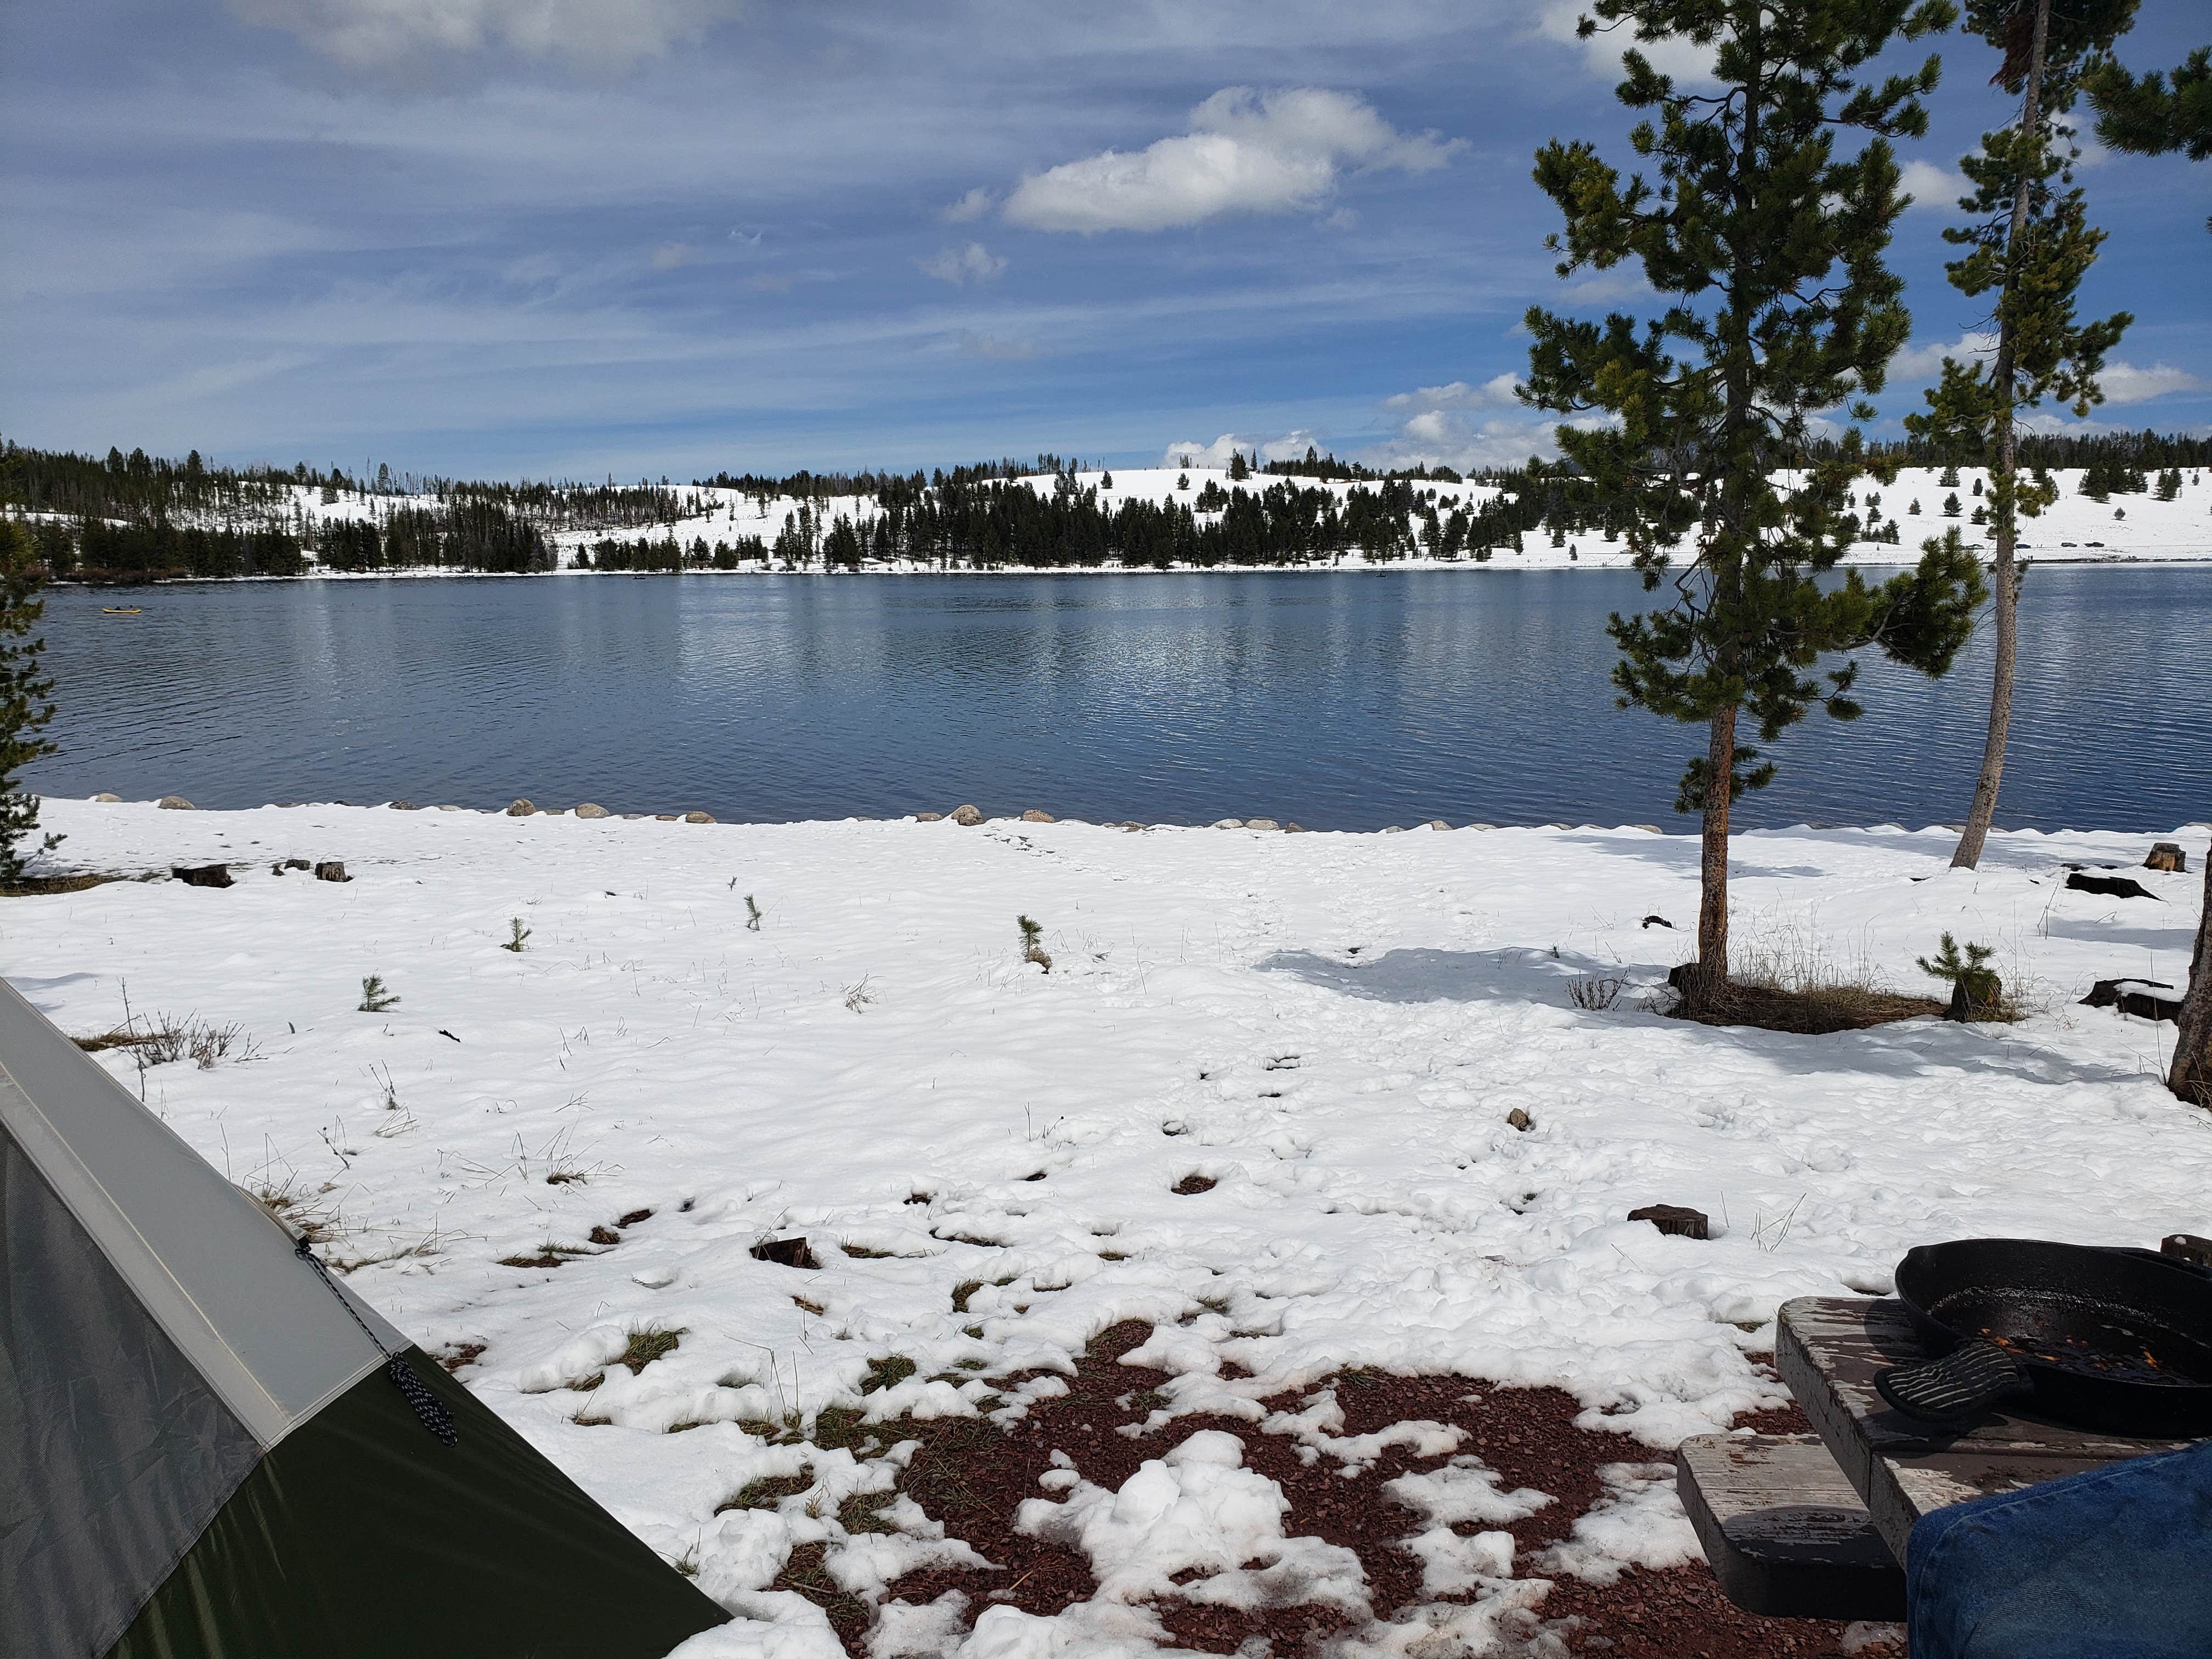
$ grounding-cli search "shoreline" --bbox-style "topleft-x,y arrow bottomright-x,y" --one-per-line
43,546 -> 2212,589
29,794 -> 2212,847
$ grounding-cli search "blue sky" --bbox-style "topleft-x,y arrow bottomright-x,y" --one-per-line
4,1 -> 2205,481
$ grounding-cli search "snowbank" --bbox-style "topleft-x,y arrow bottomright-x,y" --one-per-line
7,799 -> 2208,1652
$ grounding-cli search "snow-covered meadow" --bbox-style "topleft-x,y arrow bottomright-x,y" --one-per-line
7,797 -> 2208,1654
263,464 -> 2212,574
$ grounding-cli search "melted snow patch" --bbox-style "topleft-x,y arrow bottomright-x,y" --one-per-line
1015,1429 -> 1368,1616
1534,1462 -> 1700,1585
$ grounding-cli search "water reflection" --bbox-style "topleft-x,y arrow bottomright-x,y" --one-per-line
29,568 -> 2210,831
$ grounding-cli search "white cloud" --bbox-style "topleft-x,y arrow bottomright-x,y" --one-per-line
940,187 -> 995,223
1383,374 -> 1521,413
1361,409 -> 1561,473
226,0 -> 741,68
1533,0 -> 1716,86
2098,360 -> 2205,405
1159,431 -> 1323,469
1887,332 -> 1996,384
957,330 -> 1033,361
1557,266 -> 1654,306
1899,157 -> 1970,212
918,242 -> 1007,285
650,241 -> 698,271
1002,86 -> 1461,234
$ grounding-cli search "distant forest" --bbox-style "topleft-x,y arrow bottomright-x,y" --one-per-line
2,429 -> 2206,582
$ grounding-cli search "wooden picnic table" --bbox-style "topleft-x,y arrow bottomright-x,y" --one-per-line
1677,1294 -> 2194,1620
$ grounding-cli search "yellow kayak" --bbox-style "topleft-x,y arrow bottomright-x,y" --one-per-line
101,607 -> 143,615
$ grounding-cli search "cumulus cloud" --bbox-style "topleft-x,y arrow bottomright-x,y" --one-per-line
958,330 -> 1033,361
918,242 -> 1007,285
1383,374 -> 1521,413
1557,266 -> 1654,306
1003,87 -> 1460,234
1899,157 -> 1970,212
1887,332 -> 1996,384
1533,0 -> 1716,85
226,0 -> 739,69
940,188 -> 995,224
1362,409 -> 1561,474
1159,431 -> 1324,469
2098,361 -> 2205,404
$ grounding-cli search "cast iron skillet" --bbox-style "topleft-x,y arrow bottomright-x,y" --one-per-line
1874,1238 -> 2212,1437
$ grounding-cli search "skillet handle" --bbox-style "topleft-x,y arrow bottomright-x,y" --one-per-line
1875,1340 -> 2032,1428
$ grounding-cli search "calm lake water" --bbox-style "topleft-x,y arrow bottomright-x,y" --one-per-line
26,568 -> 2210,832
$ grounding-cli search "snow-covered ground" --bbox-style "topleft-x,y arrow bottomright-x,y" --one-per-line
241,464 -> 2212,574
8,799 -> 2210,1656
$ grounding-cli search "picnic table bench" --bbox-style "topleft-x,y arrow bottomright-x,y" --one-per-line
1675,1290 -> 2197,1621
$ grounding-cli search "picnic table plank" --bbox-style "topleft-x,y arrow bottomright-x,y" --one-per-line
1675,1433 -> 1905,1620
1776,1296 -> 2192,1559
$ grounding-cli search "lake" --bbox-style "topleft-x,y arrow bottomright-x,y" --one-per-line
25,567 -> 2210,832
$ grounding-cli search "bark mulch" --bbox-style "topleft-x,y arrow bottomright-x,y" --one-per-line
777,1321 -> 1903,1656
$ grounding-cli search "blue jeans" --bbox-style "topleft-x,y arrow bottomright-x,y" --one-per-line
1907,1438 -> 2212,1657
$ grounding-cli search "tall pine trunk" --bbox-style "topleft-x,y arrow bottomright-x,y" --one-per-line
1697,703 -> 1738,989
1953,0 -> 2051,870
2172,839 -> 2212,1109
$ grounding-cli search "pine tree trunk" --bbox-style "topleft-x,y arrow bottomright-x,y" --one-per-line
2170,839 -> 2212,1110
1695,703 -> 1737,991
1953,0 -> 2051,871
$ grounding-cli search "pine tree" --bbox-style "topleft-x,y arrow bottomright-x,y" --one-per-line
2172,844 -> 2212,1109
1228,452 -> 1250,481
1523,0 -> 1984,999
2086,43 -> 2211,229
1907,0 -> 2135,871
0,520 -> 62,883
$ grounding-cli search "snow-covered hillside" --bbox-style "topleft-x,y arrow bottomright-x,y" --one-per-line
255,464 -> 2212,575
9,798 -> 2207,1655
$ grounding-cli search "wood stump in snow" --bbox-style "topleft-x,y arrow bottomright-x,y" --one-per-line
2147,842 -> 2188,873
171,864 -> 232,888
1629,1204 -> 1709,1240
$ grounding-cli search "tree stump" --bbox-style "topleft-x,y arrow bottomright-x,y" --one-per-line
1629,1203 -> 1709,1239
2146,842 -> 2188,873
314,861 -> 350,883
171,864 -> 232,888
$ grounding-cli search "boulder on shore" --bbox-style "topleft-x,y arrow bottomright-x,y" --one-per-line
1019,809 -> 1056,823
92,793 -> 121,803
914,812 -> 944,822
684,810 -> 715,824
1245,818 -> 1280,831
950,804 -> 983,827
505,799 -> 537,817
157,795 -> 194,810
1211,818 -> 1245,830
573,803 -> 610,819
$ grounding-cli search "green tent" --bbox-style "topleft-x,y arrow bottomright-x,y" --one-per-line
1,978 -> 729,1658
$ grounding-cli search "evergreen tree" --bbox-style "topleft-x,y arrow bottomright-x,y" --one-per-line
1907,0 -> 2135,871
2172,842 -> 2212,1109
1523,0 -> 1984,998
2087,42 -> 2211,228
1228,452 -> 1250,481
0,521 -> 61,883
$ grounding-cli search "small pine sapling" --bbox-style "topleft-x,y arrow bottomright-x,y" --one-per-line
1917,933 -> 2006,1021
744,893 -> 763,932
503,917 -> 531,952
1017,915 -> 1052,973
359,974 -> 400,1013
